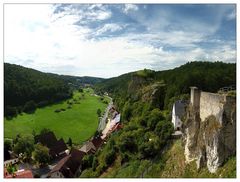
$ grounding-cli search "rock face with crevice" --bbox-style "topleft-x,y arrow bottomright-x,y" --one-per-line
182,87 -> 236,173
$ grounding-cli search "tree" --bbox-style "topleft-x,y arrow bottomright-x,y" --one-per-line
13,135 -> 34,161
23,100 -> 37,113
4,106 -> 17,118
97,109 -> 101,117
67,137 -> 72,147
32,143 -> 50,166
40,128 -> 51,135
7,164 -> 17,174
4,139 -> 12,151
105,149 -> 115,166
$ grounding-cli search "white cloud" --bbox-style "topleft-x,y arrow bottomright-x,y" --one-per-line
4,4 -> 236,78
123,4 -> 139,14
96,23 -> 123,35
226,9 -> 236,20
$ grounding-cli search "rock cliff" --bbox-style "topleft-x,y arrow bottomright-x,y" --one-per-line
183,87 -> 236,173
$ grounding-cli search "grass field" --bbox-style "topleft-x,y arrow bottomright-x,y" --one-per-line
4,88 -> 110,144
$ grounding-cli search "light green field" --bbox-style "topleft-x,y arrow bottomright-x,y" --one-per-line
4,88 -> 109,144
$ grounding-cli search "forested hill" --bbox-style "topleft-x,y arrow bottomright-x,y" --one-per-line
85,61 -> 236,178
57,75 -> 104,88
4,63 -> 104,117
4,63 -> 70,117
95,61 -> 236,109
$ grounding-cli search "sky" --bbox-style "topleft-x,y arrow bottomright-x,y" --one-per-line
4,4 -> 236,78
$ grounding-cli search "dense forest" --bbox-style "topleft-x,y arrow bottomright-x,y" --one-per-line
95,61 -> 236,110
4,63 -> 104,118
80,61 -> 236,177
4,63 -> 71,117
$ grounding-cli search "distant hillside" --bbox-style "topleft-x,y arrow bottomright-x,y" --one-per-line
84,61 -> 236,178
95,61 -> 236,109
58,75 -> 104,88
4,63 -> 71,117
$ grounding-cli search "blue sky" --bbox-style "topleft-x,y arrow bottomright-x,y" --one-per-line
4,4 -> 236,78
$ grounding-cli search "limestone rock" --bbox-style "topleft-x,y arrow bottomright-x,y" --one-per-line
183,88 -> 236,173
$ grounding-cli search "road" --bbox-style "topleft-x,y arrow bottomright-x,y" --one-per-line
98,96 -> 113,132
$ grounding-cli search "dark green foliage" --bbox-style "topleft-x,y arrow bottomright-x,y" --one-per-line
13,135 -> 34,161
32,143 -> 50,166
67,137 -> 72,147
122,101 -> 132,122
95,61 -> 236,110
23,100 -> 37,113
4,139 -> 12,151
118,132 -> 138,154
82,61 -> 236,177
7,164 -> 18,174
82,155 -> 94,170
4,106 -> 18,118
155,121 -> 174,141
40,128 -> 51,135
94,130 -> 101,138
97,109 -> 101,117
105,149 -> 116,166
4,63 -> 71,117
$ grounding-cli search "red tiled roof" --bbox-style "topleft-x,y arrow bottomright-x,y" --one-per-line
5,170 -> 33,178
15,170 -> 33,178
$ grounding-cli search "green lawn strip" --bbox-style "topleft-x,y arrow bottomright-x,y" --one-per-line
4,88 -> 108,144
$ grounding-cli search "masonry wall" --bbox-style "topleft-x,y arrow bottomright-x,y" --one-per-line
199,92 -> 225,124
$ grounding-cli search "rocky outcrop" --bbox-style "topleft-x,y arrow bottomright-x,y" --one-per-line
183,87 -> 236,173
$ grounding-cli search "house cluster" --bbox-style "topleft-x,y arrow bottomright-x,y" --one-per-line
101,106 -> 122,139
34,131 -> 68,159
4,156 -> 34,178
4,105 -> 121,178
4,168 -> 33,178
47,136 -> 104,178
4,131 -> 68,178
47,106 -> 121,178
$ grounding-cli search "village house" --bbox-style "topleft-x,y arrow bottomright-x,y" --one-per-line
34,131 -> 68,158
171,100 -> 187,130
4,158 -> 19,168
4,168 -> 33,178
79,141 -> 97,154
47,148 -> 85,178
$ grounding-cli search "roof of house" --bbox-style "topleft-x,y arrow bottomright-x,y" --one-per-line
35,131 -> 58,148
5,169 -> 33,178
70,148 -> 85,161
79,141 -> 96,154
173,100 -> 187,117
91,137 -> 104,149
49,138 -> 68,157
35,131 -> 67,157
48,148 -> 85,178
49,155 -> 71,174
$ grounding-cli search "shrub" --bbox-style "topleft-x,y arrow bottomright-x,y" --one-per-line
105,149 -> 115,166
23,100 -> 37,113
54,109 -> 61,113
4,106 -> 18,117
32,143 -> 50,166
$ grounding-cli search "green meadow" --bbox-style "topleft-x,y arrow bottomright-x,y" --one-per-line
4,88 -> 109,144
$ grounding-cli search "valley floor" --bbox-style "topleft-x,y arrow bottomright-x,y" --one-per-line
4,88 -> 110,144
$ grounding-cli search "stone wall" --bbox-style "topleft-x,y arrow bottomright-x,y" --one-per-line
183,87 -> 236,173
199,92 -> 225,125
